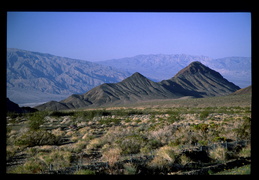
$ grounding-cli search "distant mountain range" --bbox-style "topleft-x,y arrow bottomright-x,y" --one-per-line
98,54 -> 251,88
35,61 -> 240,111
7,48 -> 130,106
7,49 -> 251,107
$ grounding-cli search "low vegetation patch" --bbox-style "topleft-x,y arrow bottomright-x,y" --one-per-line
6,105 -> 251,175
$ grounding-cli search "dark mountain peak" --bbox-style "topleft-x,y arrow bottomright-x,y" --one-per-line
175,61 -> 222,78
122,72 -> 150,83
131,72 -> 146,78
189,61 -> 203,66
165,61 -> 240,97
177,61 -> 206,74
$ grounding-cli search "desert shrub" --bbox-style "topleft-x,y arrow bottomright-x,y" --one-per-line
179,154 -> 192,166
85,138 -> 104,154
192,123 -> 209,133
209,146 -> 227,163
233,116 -> 251,140
72,110 -> 111,121
157,145 -> 178,162
147,124 -> 177,145
142,139 -> 162,153
168,113 -> 180,123
9,157 -> 46,174
238,144 -> 251,158
7,112 -> 23,119
15,130 -> 57,147
200,110 -> 210,120
212,136 -> 227,142
39,150 -> 72,170
27,112 -> 46,130
123,163 -> 137,175
169,126 -> 199,146
148,145 -> 178,169
49,111 -> 75,117
74,169 -> 96,175
116,134 -> 145,155
198,140 -> 208,146
101,126 -> 138,145
125,109 -> 144,116
71,140 -> 88,153
99,118 -> 121,125
6,145 -> 20,161
102,146 -> 122,166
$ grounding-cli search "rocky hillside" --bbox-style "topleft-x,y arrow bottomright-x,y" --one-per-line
161,61 -> 240,97
6,98 -> 37,113
35,61 -> 240,111
7,48 -> 130,106
230,85 -> 251,95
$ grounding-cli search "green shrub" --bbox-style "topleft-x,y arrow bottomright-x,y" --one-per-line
179,154 -> 192,165
238,144 -> 251,158
213,136 -> 227,142
200,110 -> 210,120
49,111 -> 75,117
116,134 -> 145,155
27,112 -> 46,130
99,118 -> 121,125
168,114 -> 180,123
9,158 -> 46,174
15,130 -> 57,147
123,163 -> 137,175
40,150 -> 72,170
198,140 -> 208,146
233,116 -> 251,140
74,169 -> 96,175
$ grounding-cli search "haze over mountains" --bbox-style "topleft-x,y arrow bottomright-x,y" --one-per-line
35,61 -> 240,111
7,49 -> 250,107
98,54 -> 251,88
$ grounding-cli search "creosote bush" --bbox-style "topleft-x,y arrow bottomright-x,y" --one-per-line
27,112 -> 45,130
15,130 -> 58,147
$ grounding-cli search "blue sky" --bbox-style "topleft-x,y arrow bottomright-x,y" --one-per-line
7,12 -> 251,61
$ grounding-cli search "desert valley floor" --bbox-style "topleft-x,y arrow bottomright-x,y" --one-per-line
6,93 -> 251,175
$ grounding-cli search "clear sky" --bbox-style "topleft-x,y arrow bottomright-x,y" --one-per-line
7,12 -> 251,61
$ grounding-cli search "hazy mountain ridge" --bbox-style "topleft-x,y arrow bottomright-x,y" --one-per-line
7,48 -> 131,105
98,55 -> 251,88
35,61 -> 240,111
7,49 -> 250,106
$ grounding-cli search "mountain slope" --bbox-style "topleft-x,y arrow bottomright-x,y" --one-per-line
6,98 -> 37,113
230,85 -> 251,95
7,48 -> 130,106
161,61 -> 240,97
98,54 -> 251,88
35,61 -> 240,111
36,72 -> 183,110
